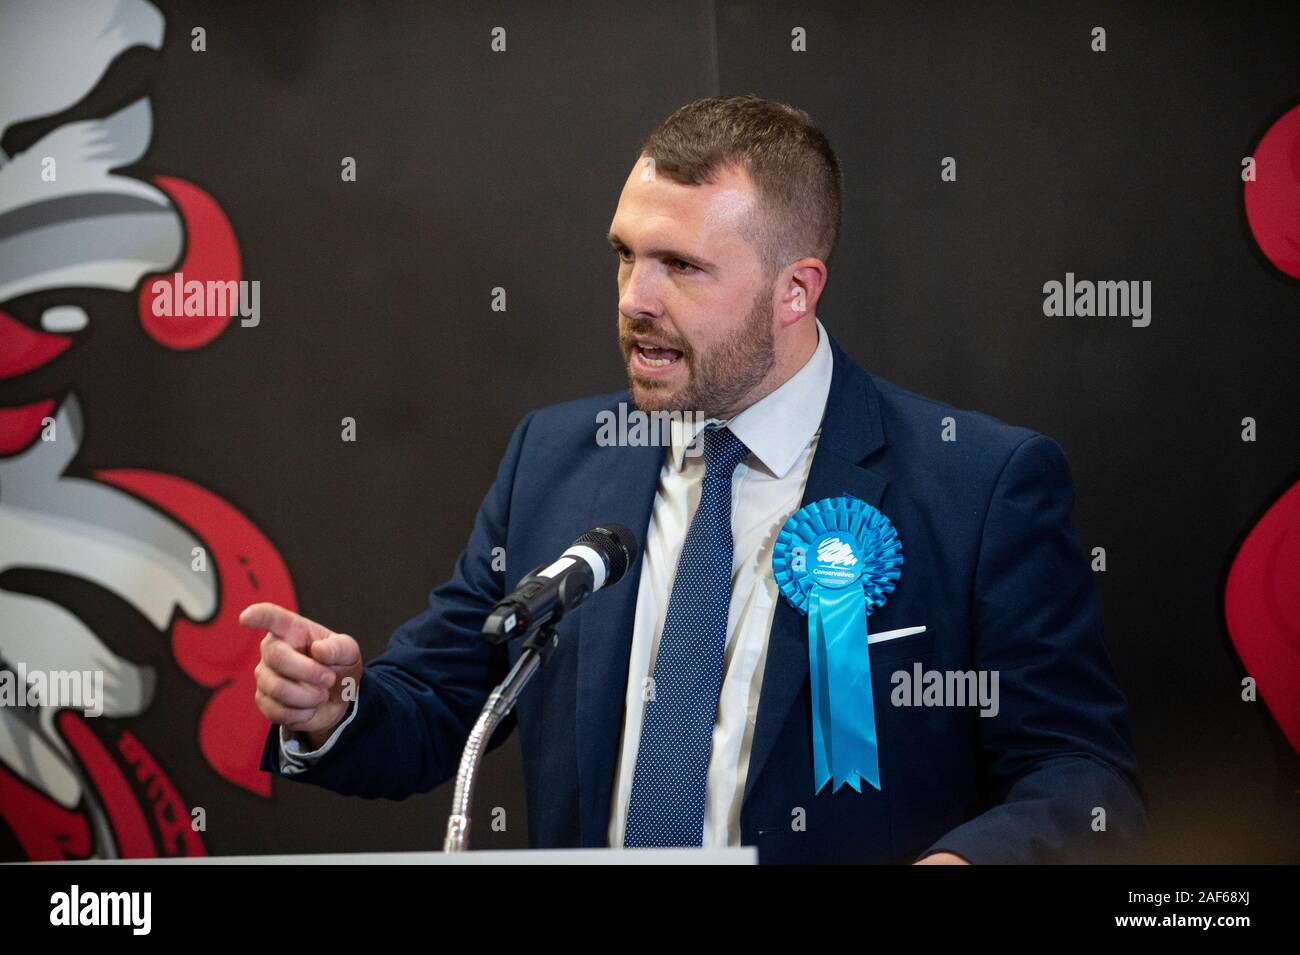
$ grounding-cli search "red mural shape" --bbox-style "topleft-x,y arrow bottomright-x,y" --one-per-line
94,469 -> 298,798
0,308 -> 70,452
0,764 -> 92,861
0,714 -> 212,861
137,176 -> 243,350
1224,479 -> 1300,754
1244,103 -> 1300,280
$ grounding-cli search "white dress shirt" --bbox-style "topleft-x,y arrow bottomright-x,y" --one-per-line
608,319 -> 833,847
282,321 -> 835,850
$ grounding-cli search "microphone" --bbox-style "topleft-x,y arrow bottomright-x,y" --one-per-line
481,523 -> 638,643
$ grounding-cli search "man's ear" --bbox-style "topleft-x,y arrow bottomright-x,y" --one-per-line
779,257 -> 828,325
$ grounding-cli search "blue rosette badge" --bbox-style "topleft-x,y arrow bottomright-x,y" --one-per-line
772,495 -> 903,794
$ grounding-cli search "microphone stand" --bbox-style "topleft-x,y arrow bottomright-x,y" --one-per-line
442,624 -> 559,852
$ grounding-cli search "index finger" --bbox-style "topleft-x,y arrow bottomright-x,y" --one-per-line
239,602 -> 330,652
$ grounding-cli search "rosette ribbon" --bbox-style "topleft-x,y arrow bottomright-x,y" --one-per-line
772,495 -> 903,793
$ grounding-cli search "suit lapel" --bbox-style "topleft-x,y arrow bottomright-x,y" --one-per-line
742,335 -> 889,808
575,412 -> 661,845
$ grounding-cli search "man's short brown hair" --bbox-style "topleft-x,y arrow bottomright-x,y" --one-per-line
638,94 -> 843,285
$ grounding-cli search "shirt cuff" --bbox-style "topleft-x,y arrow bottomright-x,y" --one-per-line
278,689 -> 360,775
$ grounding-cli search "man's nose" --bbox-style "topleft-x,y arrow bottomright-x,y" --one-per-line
617,261 -> 665,321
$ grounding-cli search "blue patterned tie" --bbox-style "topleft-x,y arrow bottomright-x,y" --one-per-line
624,424 -> 751,847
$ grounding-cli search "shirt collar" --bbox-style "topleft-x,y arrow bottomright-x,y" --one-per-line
668,317 -> 833,478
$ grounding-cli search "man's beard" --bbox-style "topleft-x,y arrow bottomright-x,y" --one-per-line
620,287 -> 775,419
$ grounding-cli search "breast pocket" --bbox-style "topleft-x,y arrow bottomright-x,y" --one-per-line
868,628 -> 934,668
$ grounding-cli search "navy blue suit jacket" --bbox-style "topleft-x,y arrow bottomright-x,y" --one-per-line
260,333 -> 1149,863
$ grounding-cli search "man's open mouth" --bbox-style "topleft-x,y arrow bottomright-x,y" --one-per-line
635,343 -> 683,367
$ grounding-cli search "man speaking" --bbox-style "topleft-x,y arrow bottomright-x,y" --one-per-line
242,95 -> 1147,863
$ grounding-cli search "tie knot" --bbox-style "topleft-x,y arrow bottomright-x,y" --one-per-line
700,425 -> 749,478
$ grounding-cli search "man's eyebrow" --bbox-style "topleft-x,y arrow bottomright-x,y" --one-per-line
606,231 -> 718,270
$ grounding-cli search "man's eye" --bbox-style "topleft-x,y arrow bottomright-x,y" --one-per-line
612,248 -> 695,273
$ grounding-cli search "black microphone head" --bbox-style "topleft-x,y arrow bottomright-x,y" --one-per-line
575,523 -> 639,586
